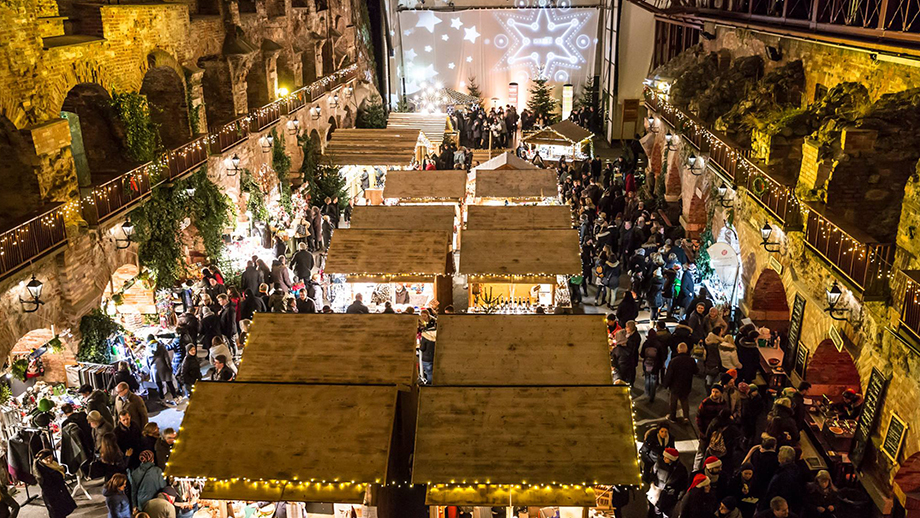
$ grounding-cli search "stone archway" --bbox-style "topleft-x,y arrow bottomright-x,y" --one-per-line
0,115 -> 41,223
803,338 -> 861,397
326,116 -> 337,141
246,61 -> 270,112
749,268 -> 790,325
103,263 -> 156,323
140,63 -> 191,149
60,83 -> 131,179
11,328 -> 72,390
277,54 -> 297,92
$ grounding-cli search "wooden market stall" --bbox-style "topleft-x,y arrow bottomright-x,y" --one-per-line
166,382 -> 397,502
432,315 -> 612,386
474,169 -> 558,202
325,229 -> 453,311
460,229 -> 581,311
323,129 -> 426,202
474,151 -> 535,171
465,205 -> 573,230
350,205 -> 459,251
412,386 -> 640,507
381,170 -> 468,204
237,313 -> 419,385
386,112 -> 450,148
522,120 -> 594,161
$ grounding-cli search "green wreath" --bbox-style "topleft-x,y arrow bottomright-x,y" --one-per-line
751,176 -> 768,196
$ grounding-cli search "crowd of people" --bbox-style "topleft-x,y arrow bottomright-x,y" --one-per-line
548,150 -> 855,518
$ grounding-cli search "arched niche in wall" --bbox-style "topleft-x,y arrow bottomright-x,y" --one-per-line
749,268 -> 790,327
302,43 -> 319,84
246,60 -> 271,113
803,338 -> 861,398
60,83 -> 132,180
140,56 -> 191,149
321,39 -> 334,75
326,115 -> 337,141
0,115 -> 42,225
198,57 -> 237,127
277,53 -> 297,92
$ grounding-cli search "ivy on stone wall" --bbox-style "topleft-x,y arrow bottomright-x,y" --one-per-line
77,309 -> 124,364
188,166 -> 233,262
271,129 -> 293,213
185,75 -> 201,135
241,169 -> 269,222
130,186 -> 186,291
109,90 -> 162,164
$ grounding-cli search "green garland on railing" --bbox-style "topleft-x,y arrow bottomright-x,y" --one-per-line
130,186 -> 186,290
77,309 -> 124,364
271,129 -> 293,213
188,166 -> 234,262
109,90 -> 162,164
241,169 -> 269,222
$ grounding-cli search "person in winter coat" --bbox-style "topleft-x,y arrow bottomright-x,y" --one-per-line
216,294 -> 238,354
647,267 -> 666,323
290,242 -> 315,281
719,334 -> 743,373
239,289 -> 266,320
104,473 -> 131,518
676,266 -> 696,317
687,303 -> 709,346
648,448 -> 687,518
765,399 -> 799,447
761,447 -> 803,514
198,306 -> 219,351
804,470 -> 838,518
728,463 -> 760,518
718,497 -> 743,518
129,450 -> 167,511
616,291 -> 640,328
704,329 -> 726,389
641,329 -> 668,402
678,474 -> 716,518
668,324 -> 694,358
179,344 -> 201,393
735,324 -> 761,383
271,258 -> 293,293
754,497 -> 799,518
596,258 -> 620,308
664,343 -> 698,422
697,384 -> 730,437
34,449 -> 77,518
640,424 -> 675,483
146,336 -> 176,402
611,330 -> 634,386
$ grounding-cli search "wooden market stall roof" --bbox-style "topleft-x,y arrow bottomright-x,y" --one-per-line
323,128 -> 421,166
523,120 -> 594,147
475,151 -> 534,171
382,170 -> 468,201
466,205 -> 573,230
350,205 -> 456,233
386,112 -> 449,146
432,315 -> 612,386
413,386 -> 640,505
166,383 -> 397,502
237,314 -> 419,385
325,229 -> 452,280
474,169 -> 558,199
460,229 -> 580,278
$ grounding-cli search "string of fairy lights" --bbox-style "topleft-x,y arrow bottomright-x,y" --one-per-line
0,65 -> 359,255
644,87 -> 896,284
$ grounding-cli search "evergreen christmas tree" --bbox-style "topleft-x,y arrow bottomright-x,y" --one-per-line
577,77 -> 598,109
356,94 -> 387,128
467,74 -> 484,106
528,75 -> 559,122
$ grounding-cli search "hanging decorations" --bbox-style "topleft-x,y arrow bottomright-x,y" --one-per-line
751,175 -> 769,196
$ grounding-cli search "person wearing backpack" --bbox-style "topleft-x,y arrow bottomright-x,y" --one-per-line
641,329 -> 667,403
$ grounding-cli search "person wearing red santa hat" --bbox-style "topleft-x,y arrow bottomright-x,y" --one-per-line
648,447 -> 687,518
692,456 -> 727,500
677,474 -> 717,518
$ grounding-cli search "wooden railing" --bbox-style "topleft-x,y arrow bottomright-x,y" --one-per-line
0,64 -> 360,282
0,204 -> 68,278
803,206 -> 894,296
893,270 -> 920,341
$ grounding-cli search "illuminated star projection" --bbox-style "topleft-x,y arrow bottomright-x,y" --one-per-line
493,9 -> 591,81
415,10 -> 442,33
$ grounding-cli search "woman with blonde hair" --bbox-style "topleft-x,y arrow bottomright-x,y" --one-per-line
805,470 -> 838,518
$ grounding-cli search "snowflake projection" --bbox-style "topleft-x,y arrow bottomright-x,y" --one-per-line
492,9 -> 592,79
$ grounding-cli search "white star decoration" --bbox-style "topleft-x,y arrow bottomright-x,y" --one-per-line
448,62 -> 455,69
415,10 -> 442,33
466,56 -> 473,62
463,25 -> 481,43
450,17 -> 463,30
424,45 -> 432,52
493,9 -> 591,78
405,48 -> 418,61
441,34 -> 449,41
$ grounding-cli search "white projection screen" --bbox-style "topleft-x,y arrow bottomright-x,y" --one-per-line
397,8 -> 599,106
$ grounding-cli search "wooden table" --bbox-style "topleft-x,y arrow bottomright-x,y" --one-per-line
804,409 -> 856,486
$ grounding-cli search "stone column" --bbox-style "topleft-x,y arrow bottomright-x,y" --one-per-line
184,65 -> 208,134
20,118 -> 81,227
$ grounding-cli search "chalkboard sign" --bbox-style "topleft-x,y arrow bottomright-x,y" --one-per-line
850,367 -> 889,467
882,413 -> 908,463
787,293 -> 806,372
794,345 -> 808,378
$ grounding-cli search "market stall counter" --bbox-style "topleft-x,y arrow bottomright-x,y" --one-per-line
460,229 -> 581,312
522,120 -> 594,161
465,205 -> 573,231
381,170 -> 468,204
412,386 -> 640,507
166,382 -> 397,502
432,315 -> 612,386
237,314 -> 419,385
324,229 -> 453,312
473,169 -> 559,203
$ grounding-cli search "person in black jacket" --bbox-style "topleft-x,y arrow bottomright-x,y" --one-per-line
761,447 -> 803,514
240,260 -> 264,295
641,329 -> 667,402
296,290 -> 317,313
216,294 -> 237,354
418,310 -> 437,384
33,449 -> 77,518
664,343 -> 698,423
616,291 -> 640,328
640,424 -> 674,482
648,447 -> 687,517
239,289 -> 266,320
679,474 -> 716,518
804,470 -> 837,518
179,345 -> 201,393
61,404 -> 94,456
198,306 -> 219,351
114,411 -> 143,470
290,242 -> 315,281
79,385 -> 114,427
